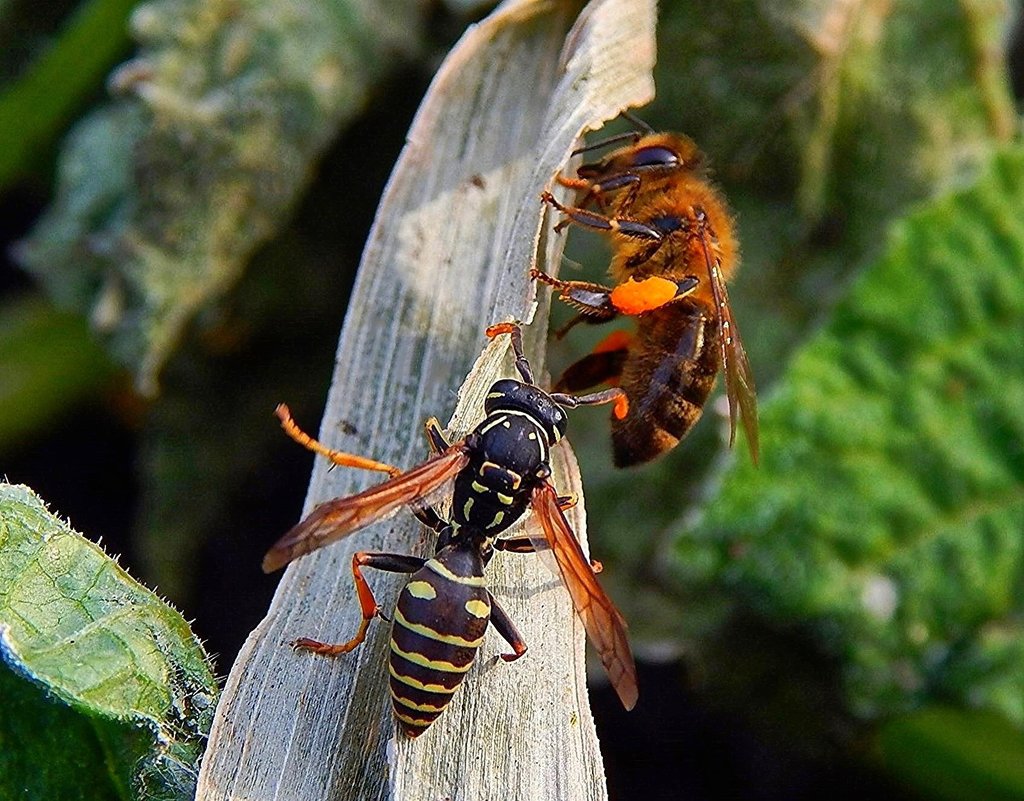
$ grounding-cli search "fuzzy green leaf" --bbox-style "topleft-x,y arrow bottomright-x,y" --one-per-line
0,483 -> 218,801
17,0 -> 423,394
677,147 -> 1024,723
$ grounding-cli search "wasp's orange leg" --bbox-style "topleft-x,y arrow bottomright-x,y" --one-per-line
488,594 -> 529,663
275,404 -> 401,478
292,551 -> 425,656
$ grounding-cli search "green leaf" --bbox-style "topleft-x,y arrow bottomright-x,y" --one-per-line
18,0 -> 424,394
0,0 -> 136,190
0,295 -> 116,452
677,146 -> 1024,722
876,708 -> 1024,801
0,483 -> 218,801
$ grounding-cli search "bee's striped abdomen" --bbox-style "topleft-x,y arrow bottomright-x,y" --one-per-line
388,545 -> 490,737
611,304 -> 721,466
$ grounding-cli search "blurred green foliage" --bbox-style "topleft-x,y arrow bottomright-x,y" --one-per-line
0,296 -> 116,448
0,0 -> 136,190
877,708 -> 1024,801
15,0 -> 424,395
0,483 -> 218,801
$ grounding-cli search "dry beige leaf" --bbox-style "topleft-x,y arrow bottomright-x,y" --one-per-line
196,0 -> 655,798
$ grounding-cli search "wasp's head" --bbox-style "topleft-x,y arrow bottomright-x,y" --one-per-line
484,379 -> 568,443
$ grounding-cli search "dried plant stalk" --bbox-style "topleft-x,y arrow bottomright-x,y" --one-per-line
197,0 -> 655,798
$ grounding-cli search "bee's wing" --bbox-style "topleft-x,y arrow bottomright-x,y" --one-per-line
262,444 -> 471,573
529,481 -> 638,710
703,238 -> 759,464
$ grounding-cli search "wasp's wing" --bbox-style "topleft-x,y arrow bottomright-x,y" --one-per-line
702,236 -> 759,464
262,444 -> 471,572
530,482 -> 638,710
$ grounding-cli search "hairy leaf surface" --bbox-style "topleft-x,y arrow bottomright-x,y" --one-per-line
678,147 -> 1024,722
0,483 -> 218,801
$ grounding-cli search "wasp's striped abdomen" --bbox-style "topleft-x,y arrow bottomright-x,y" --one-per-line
388,544 -> 490,737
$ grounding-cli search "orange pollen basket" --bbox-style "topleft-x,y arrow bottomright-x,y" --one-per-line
609,276 -> 679,315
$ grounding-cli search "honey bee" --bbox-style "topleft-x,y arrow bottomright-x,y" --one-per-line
533,119 -> 759,466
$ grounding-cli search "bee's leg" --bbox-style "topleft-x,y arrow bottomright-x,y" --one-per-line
553,329 -> 632,395
530,269 -> 620,324
275,404 -> 401,478
487,593 -> 529,662
485,322 -> 535,385
292,551 -> 425,656
542,191 -> 664,241
564,171 -> 644,217
571,128 -> 644,156
533,267 -> 698,323
553,172 -> 642,217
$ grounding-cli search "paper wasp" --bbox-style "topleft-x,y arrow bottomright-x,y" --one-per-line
264,323 -> 638,737
533,115 -> 759,466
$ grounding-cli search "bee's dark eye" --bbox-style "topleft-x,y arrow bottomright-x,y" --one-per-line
630,146 -> 679,168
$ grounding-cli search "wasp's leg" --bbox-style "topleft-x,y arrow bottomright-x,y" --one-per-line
292,552 -> 425,656
275,404 -> 401,478
402,417 -> 453,533
485,322 -> 535,385
488,593 -> 529,663
496,525 -> 603,574
423,416 -> 451,454
493,536 -> 543,554
551,384 -> 631,421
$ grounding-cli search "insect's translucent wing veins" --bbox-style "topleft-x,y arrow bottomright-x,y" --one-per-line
530,481 -> 638,710
702,232 -> 759,464
262,444 -> 471,572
